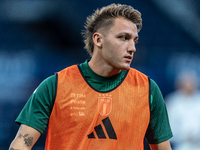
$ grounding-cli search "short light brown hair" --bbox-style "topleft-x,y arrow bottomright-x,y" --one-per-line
82,3 -> 142,56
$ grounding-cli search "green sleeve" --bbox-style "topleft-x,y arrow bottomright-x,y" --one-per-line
145,79 -> 173,144
15,74 -> 57,134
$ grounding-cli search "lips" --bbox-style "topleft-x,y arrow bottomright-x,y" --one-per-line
125,56 -> 132,59
124,56 -> 132,61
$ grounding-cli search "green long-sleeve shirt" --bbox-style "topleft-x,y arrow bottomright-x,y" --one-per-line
16,60 -> 172,144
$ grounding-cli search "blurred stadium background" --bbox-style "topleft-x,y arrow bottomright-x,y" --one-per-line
0,0 -> 199,149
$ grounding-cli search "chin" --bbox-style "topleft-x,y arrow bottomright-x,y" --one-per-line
113,63 -> 130,70
120,66 -> 130,70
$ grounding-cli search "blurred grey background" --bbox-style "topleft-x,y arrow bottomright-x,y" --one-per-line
0,0 -> 199,149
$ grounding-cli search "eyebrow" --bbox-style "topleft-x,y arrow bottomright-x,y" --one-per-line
118,32 -> 139,39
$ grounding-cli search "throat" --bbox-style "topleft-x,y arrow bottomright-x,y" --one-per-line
88,61 -> 121,77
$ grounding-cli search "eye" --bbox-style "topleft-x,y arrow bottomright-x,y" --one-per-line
119,35 -> 128,41
134,40 -> 138,45
134,37 -> 139,45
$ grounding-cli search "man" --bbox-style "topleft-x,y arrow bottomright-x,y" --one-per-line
9,3 -> 173,150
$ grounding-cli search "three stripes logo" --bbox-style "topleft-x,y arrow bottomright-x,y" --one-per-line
87,117 -> 117,140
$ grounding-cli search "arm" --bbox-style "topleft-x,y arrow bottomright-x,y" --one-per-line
146,79 -> 173,149
10,75 -> 57,150
149,140 -> 172,150
9,124 -> 41,150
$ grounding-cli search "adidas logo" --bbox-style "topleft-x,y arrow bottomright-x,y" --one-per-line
88,117 -> 117,140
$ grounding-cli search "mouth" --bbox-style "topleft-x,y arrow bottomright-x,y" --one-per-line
124,56 -> 132,62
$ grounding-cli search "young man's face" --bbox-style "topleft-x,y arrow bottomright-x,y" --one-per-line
100,17 -> 138,71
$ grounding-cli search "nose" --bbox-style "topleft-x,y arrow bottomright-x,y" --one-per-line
127,40 -> 136,54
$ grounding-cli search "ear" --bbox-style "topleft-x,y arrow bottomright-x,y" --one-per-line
93,32 -> 103,48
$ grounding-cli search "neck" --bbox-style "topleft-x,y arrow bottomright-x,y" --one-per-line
88,58 -> 121,77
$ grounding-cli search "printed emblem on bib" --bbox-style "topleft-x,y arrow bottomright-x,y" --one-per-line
98,95 -> 112,116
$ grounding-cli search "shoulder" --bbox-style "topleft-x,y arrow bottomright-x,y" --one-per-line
35,74 -> 57,93
149,78 -> 166,111
31,74 -> 57,107
58,65 -> 78,73
15,74 -> 57,134
56,65 -> 80,79
150,79 -> 161,94
129,68 -> 148,76
128,68 -> 149,83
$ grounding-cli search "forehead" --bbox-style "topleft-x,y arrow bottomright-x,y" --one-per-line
108,17 -> 138,36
